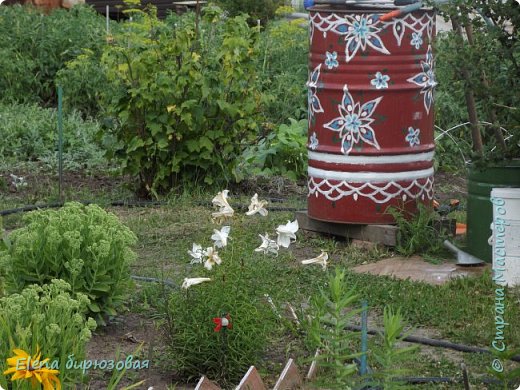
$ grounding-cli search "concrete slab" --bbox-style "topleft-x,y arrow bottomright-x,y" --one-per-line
352,256 -> 490,285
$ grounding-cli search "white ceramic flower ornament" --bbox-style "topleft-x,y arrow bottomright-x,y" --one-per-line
276,220 -> 299,248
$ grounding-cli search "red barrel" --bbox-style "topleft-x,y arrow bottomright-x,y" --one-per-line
307,6 -> 436,224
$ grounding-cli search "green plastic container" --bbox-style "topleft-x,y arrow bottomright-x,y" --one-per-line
466,160 -> 520,262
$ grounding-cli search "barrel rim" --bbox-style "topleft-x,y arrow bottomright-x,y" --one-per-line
308,5 -> 435,13
490,188 -> 520,198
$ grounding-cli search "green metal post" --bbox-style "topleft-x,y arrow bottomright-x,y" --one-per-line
360,300 -> 368,376
58,86 -> 63,201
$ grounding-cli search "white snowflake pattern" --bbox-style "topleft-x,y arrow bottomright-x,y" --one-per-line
324,85 -> 382,155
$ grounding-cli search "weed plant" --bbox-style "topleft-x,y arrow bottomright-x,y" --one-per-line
370,307 -> 418,389
305,268 -> 363,389
214,0 -> 285,25
237,118 -> 308,181
304,269 -> 418,389
387,203 -> 447,258
255,17 -> 309,125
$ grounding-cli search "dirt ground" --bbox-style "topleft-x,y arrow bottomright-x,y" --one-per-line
86,312 -> 179,390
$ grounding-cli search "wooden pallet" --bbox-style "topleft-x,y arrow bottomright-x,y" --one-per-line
296,211 -> 398,246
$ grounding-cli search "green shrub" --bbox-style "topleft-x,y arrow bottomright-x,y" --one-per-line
0,5 -> 112,107
214,0 -> 285,25
0,279 -> 97,389
164,244 -> 277,385
236,118 -> 308,181
57,48 -> 110,118
434,1 -> 520,164
0,103 -> 107,171
97,6 -> 262,195
0,202 -> 137,324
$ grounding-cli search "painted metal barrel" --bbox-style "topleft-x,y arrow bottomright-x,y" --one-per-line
307,6 -> 436,224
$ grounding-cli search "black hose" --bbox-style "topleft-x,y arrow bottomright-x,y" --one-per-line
395,377 -> 502,385
131,275 -> 176,288
0,200 -> 165,217
346,324 -> 520,363
1,199 -> 304,217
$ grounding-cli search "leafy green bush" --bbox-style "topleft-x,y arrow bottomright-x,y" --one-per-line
0,103 -> 107,171
0,279 -> 97,389
0,5 -> 111,107
214,0 -> 285,25
0,202 -> 137,324
434,1 -> 520,165
57,47 -> 111,118
236,118 -> 308,181
96,6 -> 262,195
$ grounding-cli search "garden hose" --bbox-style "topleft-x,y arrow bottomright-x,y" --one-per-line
0,198 -> 305,217
346,324 -> 520,363
0,200 -> 165,217
131,275 -> 176,288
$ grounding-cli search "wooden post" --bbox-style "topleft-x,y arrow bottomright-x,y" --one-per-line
273,359 -> 303,390
235,366 -> 266,390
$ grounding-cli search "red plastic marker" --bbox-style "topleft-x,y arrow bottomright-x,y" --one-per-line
213,314 -> 232,332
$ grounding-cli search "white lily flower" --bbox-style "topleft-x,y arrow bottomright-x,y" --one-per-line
211,190 -> 235,224
301,251 -> 329,270
254,233 -> 279,256
211,226 -> 231,248
211,207 -> 234,224
212,189 -> 232,210
181,277 -> 211,289
276,220 -> 299,248
203,246 -> 222,270
246,193 -> 268,216
188,243 -> 204,264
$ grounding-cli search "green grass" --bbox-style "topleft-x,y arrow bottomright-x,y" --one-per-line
105,197 -> 519,387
